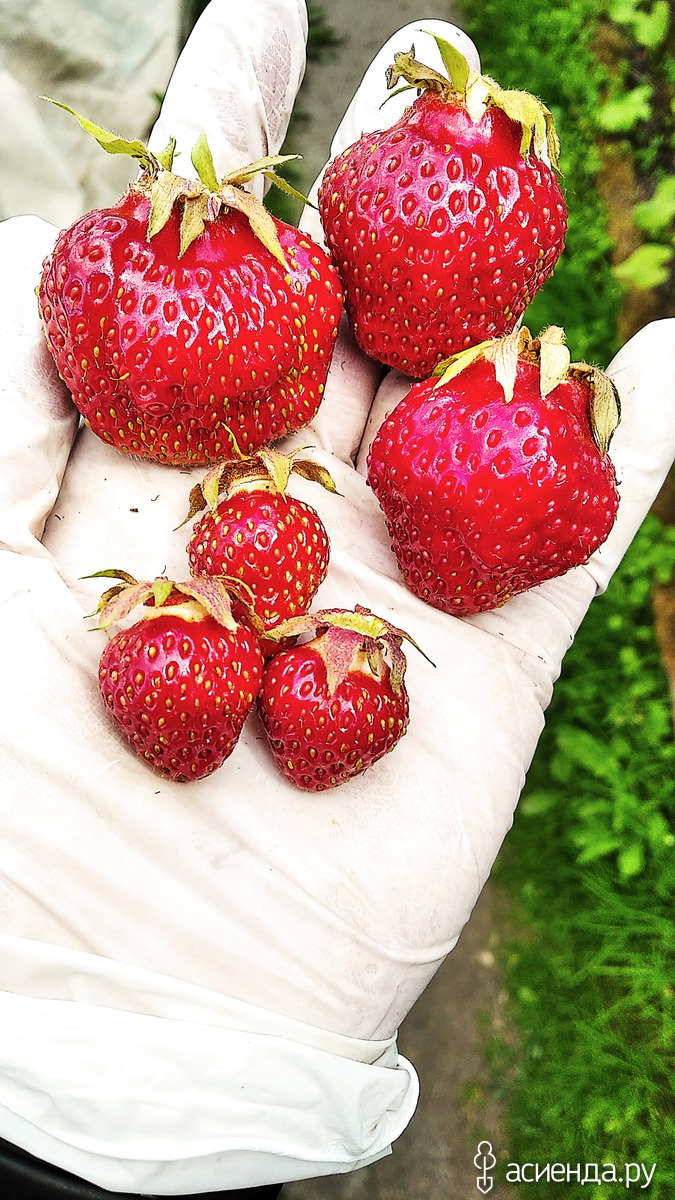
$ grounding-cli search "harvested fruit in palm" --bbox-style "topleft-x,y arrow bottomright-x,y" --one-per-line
367,325 -> 621,615
258,606 -> 429,792
184,443 -> 337,651
318,38 -> 566,378
38,104 -> 342,465
91,571 -> 264,781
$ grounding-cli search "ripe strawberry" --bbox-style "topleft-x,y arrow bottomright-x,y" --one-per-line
91,572 -> 264,782
38,106 -> 342,465
258,607 -> 428,792
367,326 -> 621,615
184,444 -> 337,651
318,39 -> 567,378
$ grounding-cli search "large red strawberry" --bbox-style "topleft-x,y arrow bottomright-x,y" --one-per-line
38,106 -> 342,465
184,444 -> 337,650
367,326 -> 621,615
92,571 -> 264,781
258,607 -> 427,792
318,39 -> 566,378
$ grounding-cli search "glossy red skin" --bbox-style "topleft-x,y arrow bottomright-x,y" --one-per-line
98,611 -> 264,781
367,359 -> 619,614
319,93 -> 567,378
258,645 -> 409,792
187,490 -> 330,651
38,187 -> 343,464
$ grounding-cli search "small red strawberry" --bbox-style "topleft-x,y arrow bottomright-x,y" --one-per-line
38,105 -> 342,465
367,325 -> 621,615
184,443 -> 337,651
258,607 -> 428,792
318,38 -> 566,378
91,571 -> 264,781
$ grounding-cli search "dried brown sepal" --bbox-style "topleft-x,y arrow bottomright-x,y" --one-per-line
570,363 -> 621,454
537,325 -> 571,396
432,326 -> 619,454
386,45 -> 454,96
384,37 -> 561,171
484,325 -> 523,404
177,445 -> 339,527
286,458 -> 340,495
94,580 -> 159,629
173,576 -> 242,632
218,183 -> 287,268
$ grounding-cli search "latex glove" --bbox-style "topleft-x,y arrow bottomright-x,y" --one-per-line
2,0 -> 674,1039
1,1 -> 674,1190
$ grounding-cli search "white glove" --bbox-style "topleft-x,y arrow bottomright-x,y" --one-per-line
0,1 -> 673,1194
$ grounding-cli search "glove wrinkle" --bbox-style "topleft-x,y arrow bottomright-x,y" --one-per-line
148,0 -> 308,197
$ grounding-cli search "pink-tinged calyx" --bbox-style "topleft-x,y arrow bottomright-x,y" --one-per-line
266,605 -> 433,696
85,569 -> 260,633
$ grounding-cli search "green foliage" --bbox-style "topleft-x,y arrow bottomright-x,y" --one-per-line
486,513 -> 675,1195
597,83 -> 654,132
522,516 -> 675,880
305,2 -> 342,61
610,0 -> 671,50
600,0 -> 675,298
614,242 -> 674,289
634,176 -> 675,235
457,0 -> 621,365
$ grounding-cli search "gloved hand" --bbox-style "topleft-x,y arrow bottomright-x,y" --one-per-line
1,1 -> 673,1194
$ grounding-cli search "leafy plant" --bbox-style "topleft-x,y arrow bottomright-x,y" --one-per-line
634,176 -> 675,235
488,514 -> 675,1196
597,83 -> 654,133
614,242 -> 674,289
609,0 -> 671,50
457,1 -> 674,1192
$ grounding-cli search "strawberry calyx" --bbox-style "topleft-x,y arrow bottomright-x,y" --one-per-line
433,325 -> 621,453
265,605 -> 433,696
84,568 -> 263,634
384,35 -> 561,171
179,441 -> 339,526
41,98 -> 311,260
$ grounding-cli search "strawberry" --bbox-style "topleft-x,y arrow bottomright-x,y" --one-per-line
38,105 -> 342,465
318,38 -> 566,378
367,326 -> 621,615
258,607 -> 428,792
183,444 -> 337,652
91,572 -> 265,782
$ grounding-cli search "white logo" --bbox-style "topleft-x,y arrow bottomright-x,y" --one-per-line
474,1140 -> 497,1194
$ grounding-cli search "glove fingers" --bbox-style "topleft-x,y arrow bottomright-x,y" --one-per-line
0,215 -> 78,557
317,21 -> 481,164
148,0 -> 309,197
585,318 -> 675,592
